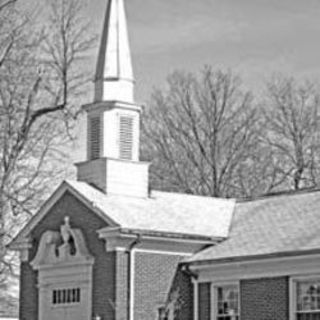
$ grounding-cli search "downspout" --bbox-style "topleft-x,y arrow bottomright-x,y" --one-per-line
126,234 -> 142,320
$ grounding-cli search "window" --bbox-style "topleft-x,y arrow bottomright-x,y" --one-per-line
293,279 -> 320,320
52,288 -> 81,305
214,284 -> 239,320
119,115 -> 134,160
89,116 -> 101,160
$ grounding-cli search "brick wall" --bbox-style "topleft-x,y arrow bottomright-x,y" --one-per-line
198,282 -> 211,320
165,266 -> 194,320
134,252 -> 184,320
19,191 -> 115,320
115,250 -> 129,320
240,276 -> 289,320
19,261 -> 38,320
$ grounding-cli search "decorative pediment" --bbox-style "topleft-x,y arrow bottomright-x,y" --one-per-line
31,217 -> 94,269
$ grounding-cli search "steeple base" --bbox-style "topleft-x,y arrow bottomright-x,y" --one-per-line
94,79 -> 134,103
76,158 -> 150,198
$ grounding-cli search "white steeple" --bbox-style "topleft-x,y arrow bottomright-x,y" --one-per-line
76,0 -> 150,198
95,0 -> 134,103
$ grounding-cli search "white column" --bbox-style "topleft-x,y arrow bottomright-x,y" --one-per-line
193,279 -> 199,320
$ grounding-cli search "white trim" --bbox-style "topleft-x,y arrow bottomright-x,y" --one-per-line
133,248 -> 193,257
98,227 -> 217,245
211,281 -> 240,320
114,247 -> 127,252
99,228 -> 209,254
193,280 -> 199,320
10,239 -> 32,260
82,101 -> 142,114
289,277 -> 295,320
193,253 -> 320,283
139,235 -> 218,245
130,249 -> 136,320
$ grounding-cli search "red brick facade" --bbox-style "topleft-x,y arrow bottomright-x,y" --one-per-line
115,250 -> 129,320
19,191 -> 187,320
20,191 -> 114,320
19,261 -> 38,320
198,282 -> 211,320
169,276 -> 290,320
19,189 -> 293,320
134,252 -> 184,320
240,277 -> 289,320
166,267 -> 194,320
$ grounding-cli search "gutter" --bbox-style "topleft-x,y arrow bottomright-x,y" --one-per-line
183,247 -> 320,268
181,264 -> 198,280
126,234 -> 142,320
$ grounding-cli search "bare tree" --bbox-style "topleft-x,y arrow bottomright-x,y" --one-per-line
0,0 -> 95,283
142,67 -> 258,197
261,76 -> 320,191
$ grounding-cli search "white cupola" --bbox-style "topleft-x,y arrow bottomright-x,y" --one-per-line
76,0 -> 149,198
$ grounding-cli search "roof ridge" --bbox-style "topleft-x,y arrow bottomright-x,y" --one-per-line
151,189 -> 234,201
237,186 -> 320,203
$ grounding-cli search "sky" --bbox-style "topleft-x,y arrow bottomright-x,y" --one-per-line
79,0 -> 320,160
83,0 -> 320,103
21,0 -> 320,162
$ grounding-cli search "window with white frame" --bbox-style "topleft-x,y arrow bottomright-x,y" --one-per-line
214,284 -> 239,320
293,279 -> 320,320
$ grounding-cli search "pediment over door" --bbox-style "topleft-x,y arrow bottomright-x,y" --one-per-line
31,216 -> 94,269
31,217 -> 94,320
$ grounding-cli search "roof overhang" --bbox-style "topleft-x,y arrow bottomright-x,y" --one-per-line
98,227 -> 221,254
184,249 -> 320,282
184,247 -> 320,268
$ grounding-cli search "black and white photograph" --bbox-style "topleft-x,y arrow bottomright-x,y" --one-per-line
1,0 -> 320,319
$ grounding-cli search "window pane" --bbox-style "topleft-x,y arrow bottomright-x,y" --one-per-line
296,280 -> 320,320
67,289 -> 71,303
297,281 -> 320,313
52,288 -> 81,305
215,285 -> 239,319
52,290 -> 57,304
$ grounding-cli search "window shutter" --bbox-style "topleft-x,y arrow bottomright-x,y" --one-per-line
89,116 -> 101,160
119,115 -> 134,160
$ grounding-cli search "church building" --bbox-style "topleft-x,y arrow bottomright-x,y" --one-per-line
9,1 -> 320,320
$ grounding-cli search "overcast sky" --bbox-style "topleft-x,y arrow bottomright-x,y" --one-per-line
83,0 -> 320,103
22,0 -> 320,161
23,0 -> 320,102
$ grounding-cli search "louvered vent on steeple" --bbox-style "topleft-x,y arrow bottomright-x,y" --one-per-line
76,0 -> 150,197
89,116 -> 101,160
119,115 -> 134,160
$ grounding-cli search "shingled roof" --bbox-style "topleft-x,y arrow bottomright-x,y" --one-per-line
11,180 -> 235,246
66,180 -> 235,239
187,189 -> 320,263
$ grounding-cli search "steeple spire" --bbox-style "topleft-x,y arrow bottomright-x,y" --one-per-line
76,0 -> 150,198
95,0 -> 134,103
